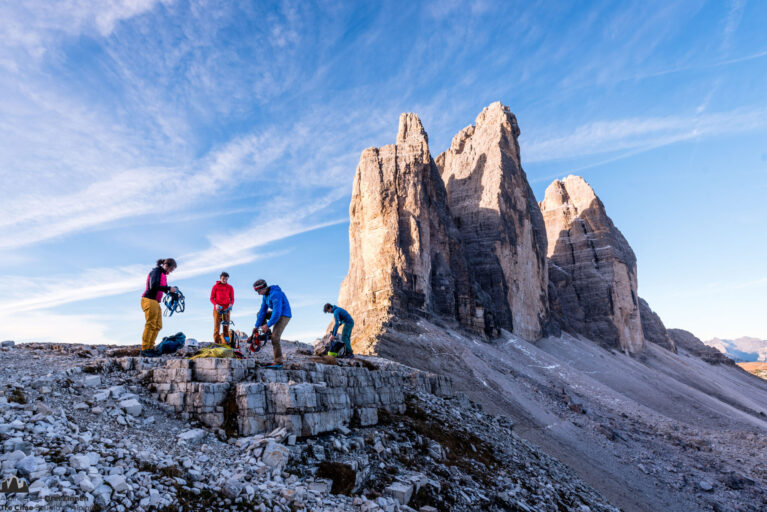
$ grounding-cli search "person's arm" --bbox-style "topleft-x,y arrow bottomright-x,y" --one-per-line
229,285 -> 235,307
255,298 -> 268,327
332,309 -> 341,336
210,285 -> 217,306
266,292 -> 284,328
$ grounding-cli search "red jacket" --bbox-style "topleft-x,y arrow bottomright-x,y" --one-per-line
210,281 -> 234,308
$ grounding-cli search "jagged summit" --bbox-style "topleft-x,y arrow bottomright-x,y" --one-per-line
396,112 -> 428,147
540,175 -> 599,217
437,101 -> 549,341
540,174 -> 644,353
339,102 -> 551,355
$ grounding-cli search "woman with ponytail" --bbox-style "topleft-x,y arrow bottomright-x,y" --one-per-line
140,258 -> 178,356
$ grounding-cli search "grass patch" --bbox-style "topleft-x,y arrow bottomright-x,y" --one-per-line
107,347 -> 142,357
401,402 -> 499,484
8,388 -> 26,404
310,355 -> 339,366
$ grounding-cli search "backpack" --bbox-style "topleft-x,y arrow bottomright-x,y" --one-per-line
156,332 -> 186,355
327,340 -> 347,358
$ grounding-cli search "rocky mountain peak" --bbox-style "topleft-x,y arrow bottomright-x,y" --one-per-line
396,112 -> 428,147
540,175 -> 598,222
339,103 -> 552,352
541,175 -> 644,353
437,102 -> 549,341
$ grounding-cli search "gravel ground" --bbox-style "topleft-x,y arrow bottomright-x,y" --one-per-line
0,341 -> 619,511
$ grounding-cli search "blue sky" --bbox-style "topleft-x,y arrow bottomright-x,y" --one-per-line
0,0 -> 765,345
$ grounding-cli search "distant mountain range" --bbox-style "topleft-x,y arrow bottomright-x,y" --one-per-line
704,337 -> 767,362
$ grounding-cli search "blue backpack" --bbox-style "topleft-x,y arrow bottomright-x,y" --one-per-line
155,332 -> 186,355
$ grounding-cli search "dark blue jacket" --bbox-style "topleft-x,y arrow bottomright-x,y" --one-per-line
255,285 -> 292,328
331,306 -> 354,336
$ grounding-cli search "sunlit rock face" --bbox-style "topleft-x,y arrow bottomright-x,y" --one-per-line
338,113 -> 485,354
540,175 -> 645,354
436,102 -> 550,341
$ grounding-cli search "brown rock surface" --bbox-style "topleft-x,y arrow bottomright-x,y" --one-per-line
540,175 -> 645,353
638,297 -> 676,353
338,113 -> 484,354
436,102 -> 549,340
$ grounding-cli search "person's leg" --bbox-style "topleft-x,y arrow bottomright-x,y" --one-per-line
141,298 -> 153,350
222,310 -> 231,345
270,316 -> 290,364
213,309 -> 222,344
342,322 -> 354,355
146,299 -> 163,349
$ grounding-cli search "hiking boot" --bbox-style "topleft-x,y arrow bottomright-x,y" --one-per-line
341,353 -> 355,359
140,349 -> 160,358
265,363 -> 283,370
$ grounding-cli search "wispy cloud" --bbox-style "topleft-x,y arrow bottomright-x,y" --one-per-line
523,107 -> 767,163
0,192 -> 347,313
0,0 -> 166,62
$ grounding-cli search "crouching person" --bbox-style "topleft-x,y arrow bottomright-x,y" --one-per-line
324,303 -> 354,358
253,279 -> 291,369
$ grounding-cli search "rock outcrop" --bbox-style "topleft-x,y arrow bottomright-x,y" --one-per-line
540,175 -> 645,354
152,358 -> 453,437
338,114 -> 485,353
338,104 -> 554,353
436,102 -> 549,340
668,329 -> 735,365
638,297 -> 676,353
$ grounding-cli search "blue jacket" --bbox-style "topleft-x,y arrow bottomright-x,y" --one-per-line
255,285 -> 292,328
331,306 -> 354,336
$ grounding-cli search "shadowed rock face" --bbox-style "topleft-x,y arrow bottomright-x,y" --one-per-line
668,329 -> 735,365
338,113 -> 486,354
436,102 -> 549,341
540,175 -> 645,354
639,297 -> 677,353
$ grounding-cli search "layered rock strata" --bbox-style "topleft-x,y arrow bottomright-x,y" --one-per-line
540,175 -> 645,353
339,113 -> 486,352
339,104 -> 552,352
151,358 -> 453,437
638,297 -> 676,352
436,102 -> 549,340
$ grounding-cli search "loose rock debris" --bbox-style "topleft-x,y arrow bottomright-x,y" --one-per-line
0,341 -> 618,511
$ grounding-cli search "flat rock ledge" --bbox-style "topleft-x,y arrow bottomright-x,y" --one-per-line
144,358 -> 454,437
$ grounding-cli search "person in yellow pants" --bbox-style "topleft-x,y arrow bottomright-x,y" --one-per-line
141,258 -> 177,356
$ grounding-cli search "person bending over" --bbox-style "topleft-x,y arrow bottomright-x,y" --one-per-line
324,303 -> 354,358
253,279 -> 292,369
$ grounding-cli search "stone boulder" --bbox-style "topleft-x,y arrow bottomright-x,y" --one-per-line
638,297 -> 676,352
540,175 -> 645,354
436,102 -> 550,340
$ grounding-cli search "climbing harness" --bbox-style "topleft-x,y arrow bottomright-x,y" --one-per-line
163,289 -> 185,317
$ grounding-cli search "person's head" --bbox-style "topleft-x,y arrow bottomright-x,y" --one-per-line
220,271 -> 229,284
253,279 -> 268,296
157,258 -> 177,274
323,303 -> 334,313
